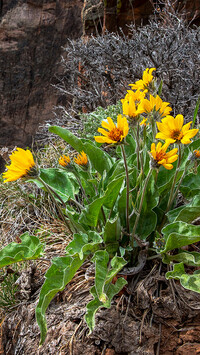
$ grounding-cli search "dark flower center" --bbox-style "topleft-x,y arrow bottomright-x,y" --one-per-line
171,129 -> 183,140
109,128 -> 123,142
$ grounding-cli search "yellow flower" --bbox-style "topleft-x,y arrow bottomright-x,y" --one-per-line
129,68 -> 156,91
59,155 -> 71,167
140,118 -> 148,126
3,148 -> 36,182
121,91 -> 144,118
123,89 -> 147,103
94,115 -> 129,144
156,114 -> 199,144
140,95 -> 172,118
74,151 -> 88,166
150,141 -> 178,170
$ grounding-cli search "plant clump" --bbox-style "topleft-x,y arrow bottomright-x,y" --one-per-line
0,67 -> 200,347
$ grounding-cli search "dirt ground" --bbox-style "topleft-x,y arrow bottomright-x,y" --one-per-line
1,258 -> 200,355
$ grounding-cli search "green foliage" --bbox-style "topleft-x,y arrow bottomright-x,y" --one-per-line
1,71 -> 200,346
85,250 -> 127,332
30,168 -> 78,203
79,102 -> 122,140
0,232 -> 44,268
166,263 -> 200,293
161,222 -> 200,253
0,269 -> 19,308
36,230 -> 102,344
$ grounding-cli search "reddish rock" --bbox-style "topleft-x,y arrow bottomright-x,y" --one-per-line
0,0 -> 83,147
176,342 -> 200,355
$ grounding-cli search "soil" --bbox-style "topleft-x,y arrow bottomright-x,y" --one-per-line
1,255 -> 200,355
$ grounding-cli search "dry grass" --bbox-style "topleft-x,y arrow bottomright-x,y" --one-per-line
0,139 -> 75,318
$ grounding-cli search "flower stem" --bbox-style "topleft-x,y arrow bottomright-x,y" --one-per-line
131,167 -> 153,248
166,144 -> 182,212
133,124 -> 140,173
167,158 -> 190,215
36,177 -> 72,232
151,112 -> 156,140
121,144 -> 130,234
74,173 -> 89,204
158,145 -> 182,232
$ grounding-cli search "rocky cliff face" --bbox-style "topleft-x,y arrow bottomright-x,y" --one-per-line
0,0 -> 83,147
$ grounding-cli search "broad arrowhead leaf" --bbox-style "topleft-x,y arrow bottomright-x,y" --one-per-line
36,254 -> 86,345
36,230 -> 103,345
0,232 -> 44,268
166,262 -> 200,294
79,176 -> 124,227
103,176 -> 125,209
161,221 -> 200,253
31,168 -> 77,202
136,209 -> 157,240
65,231 -> 102,259
85,277 -> 127,333
103,216 -> 121,243
91,251 -> 127,307
180,171 -> 200,198
49,126 -> 85,152
92,250 -> 110,302
106,255 -> 127,283
131,175 -> 158,239
167,195 -> 200,223
163,251 -> 200,266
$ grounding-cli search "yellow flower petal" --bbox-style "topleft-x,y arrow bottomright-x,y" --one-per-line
94,115 -> 129,144
175,114 -> 184,131
3,148 -> 36,182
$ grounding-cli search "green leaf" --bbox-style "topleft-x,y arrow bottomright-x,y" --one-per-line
85,277 -> 127,333
92,250 -> 110,302
82,141 -> 112,175
103,215 -> 121,244
79,176 -> 124,227
91,251 -> 127,304
65,231 -> 103,260
163,251 -> 200,266
161,221 -> 200,253
36,254 -> 86,345
103,176 -> 125,209
36,230 -> 104,344
166,262 -> 200,293
106,255 -> 127,283
0,232 -> 44,268
49,126 -> 85,152
142,175 -> 159,211
167,205 -> 186,223
117,187 -> 127,226
192,97 -> 200,128
180,172 -> 200,198
132,175 -> 158,239
79,195 -> 105,227
33,168 -> 77,203
156,165 -> 176,193
136,209 -> 157,240
65,206 -> 89,233
103,159 -> 125,188
174,207 -> 200,223
167,195 -> 200,223
124,134 -> 136,156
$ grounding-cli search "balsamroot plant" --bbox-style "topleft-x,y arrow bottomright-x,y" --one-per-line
54,16 -> 200,126
1,68 -> 200,345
